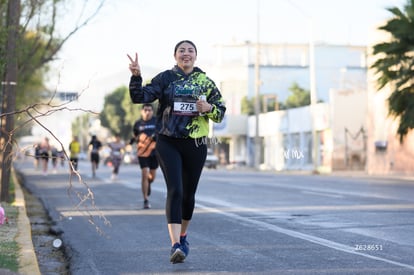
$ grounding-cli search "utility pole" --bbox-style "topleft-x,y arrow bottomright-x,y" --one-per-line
254,0 -> 261,169
308,20 -> 319,172
1,0 -> 20,202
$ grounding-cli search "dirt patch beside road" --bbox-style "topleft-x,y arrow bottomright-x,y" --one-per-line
21,184 -> 70,275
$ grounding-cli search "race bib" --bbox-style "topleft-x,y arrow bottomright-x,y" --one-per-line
173,100 -> 197,115
172,86 -> 199,116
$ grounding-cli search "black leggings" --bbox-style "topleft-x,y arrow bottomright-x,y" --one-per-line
156,135 -> 207,224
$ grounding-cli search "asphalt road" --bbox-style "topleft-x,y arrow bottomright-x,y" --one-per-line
15,159 -> 414,275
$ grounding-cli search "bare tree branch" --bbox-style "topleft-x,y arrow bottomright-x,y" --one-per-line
2,78 -> 111,236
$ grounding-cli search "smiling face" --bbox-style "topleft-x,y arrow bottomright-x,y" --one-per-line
174,42 -> 197,73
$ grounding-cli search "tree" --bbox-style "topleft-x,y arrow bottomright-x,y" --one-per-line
371,0 -> 414,143
240,82 -> 310,115
0,0 -> 105,202
121,87 -> 143,137
72,113 -> 93,151
0,0 -> 19,202
2,0 -> 105,109
100,86 -> 127,137
100,85 -> 160,141
100,86 -> 137,140
284,82 -> 310,109
241,94 -> 278,115
241,96 -> 255,115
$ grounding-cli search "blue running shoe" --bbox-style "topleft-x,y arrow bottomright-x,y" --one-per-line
170,243 -> 185,264
180,235 -> 189,257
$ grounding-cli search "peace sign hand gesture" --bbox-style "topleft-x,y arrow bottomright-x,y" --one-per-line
127,52 -> 141,76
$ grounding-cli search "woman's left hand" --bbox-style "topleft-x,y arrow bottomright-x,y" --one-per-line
196,100 -> 212,113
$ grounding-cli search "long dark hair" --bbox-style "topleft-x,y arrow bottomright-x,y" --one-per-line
174,40 -> 197,55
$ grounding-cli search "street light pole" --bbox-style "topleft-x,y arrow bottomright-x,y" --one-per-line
308,19 -> 319,172
254,0 -> 261,169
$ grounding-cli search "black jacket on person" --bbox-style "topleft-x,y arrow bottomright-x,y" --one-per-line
129,65 -> 226,139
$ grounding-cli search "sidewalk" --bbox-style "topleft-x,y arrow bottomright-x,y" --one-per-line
12,168 -> 41,275
327,170 -> 414,182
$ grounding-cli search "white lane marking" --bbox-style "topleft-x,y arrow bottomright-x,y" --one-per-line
301,190 -> 344,198
224,180 -> 400,201
195,199 -> 414,271
204,174 -> 407,201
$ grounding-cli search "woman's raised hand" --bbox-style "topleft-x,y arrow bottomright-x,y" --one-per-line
127,52 -> 141,76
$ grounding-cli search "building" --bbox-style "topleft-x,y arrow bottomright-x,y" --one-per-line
365,28 -> 414,175
30,91 -> 80,150
210,41 -> 368,171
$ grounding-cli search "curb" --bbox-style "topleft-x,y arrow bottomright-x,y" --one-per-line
11,169 -> 41,275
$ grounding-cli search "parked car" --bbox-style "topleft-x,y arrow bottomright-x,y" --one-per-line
204,150 -> 218,169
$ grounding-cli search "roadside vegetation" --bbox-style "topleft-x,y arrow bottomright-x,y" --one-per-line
371,0 -> 414,143
0,178 -> 18,272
